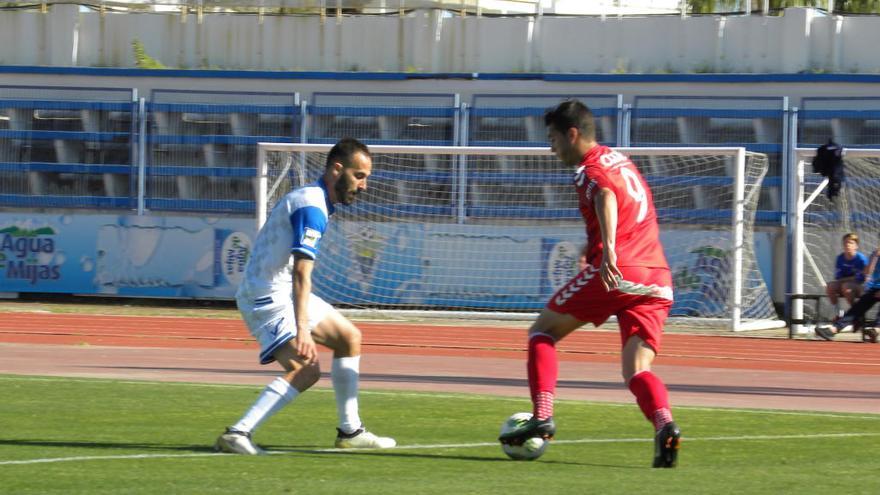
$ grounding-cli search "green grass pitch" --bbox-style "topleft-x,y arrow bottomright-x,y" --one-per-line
1,375 -> 878,494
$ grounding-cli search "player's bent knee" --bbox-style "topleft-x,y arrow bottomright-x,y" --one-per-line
528,309 -> 582,340
344,325 -> 362,347
333,323 -> 361,355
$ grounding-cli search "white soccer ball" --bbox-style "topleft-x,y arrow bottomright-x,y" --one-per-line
499,412 -> 548,461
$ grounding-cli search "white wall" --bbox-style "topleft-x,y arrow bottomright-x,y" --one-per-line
2,7 -> 879,74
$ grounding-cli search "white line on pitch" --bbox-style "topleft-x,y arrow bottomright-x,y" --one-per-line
1,432 -> 879,466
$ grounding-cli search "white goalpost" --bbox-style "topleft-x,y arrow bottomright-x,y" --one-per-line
789,148 -> 880,334
257,143 -> 782,331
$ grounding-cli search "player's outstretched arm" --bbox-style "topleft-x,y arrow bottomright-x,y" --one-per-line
292,255 -> 318,363
594,187 -> 622,291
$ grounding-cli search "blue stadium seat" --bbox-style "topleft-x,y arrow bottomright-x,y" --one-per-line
467,94 -> 620,147
307,92 -> 459,146
631,96 -> 786,216
146,89 -> 299,213
0,86 -> 137,209
800,97 -> 880,148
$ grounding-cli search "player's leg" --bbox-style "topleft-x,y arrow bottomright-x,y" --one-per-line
500,267 -> 612,445
621,334 -> 680,468
842,281 -> 862,308
617,266 -> 679,467
528,309 -> 584,420
826,280 -> 841,315
216,347 -> 319,455
311,306 -> 395,449
216,296 -> 319,455
621,335 -> 667,423
498,309 -> 583,444
819,288 -> 880,339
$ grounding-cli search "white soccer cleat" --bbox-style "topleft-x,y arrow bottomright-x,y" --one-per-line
335,428 -> 396,449
214,428 -> 267,455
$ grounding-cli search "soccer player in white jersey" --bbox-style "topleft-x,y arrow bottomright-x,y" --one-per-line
215,138 -> 395,454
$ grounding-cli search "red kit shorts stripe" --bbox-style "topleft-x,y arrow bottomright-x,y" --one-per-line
546,265 -> 673,352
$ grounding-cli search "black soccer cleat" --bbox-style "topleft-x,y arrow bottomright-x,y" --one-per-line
652,421 -> 681,468
498,416 -> 556,446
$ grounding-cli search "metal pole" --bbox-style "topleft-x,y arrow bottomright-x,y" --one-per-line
780,96 -> 790,226
791,153 -> 806,337
456,103 -> 469,224
731,147 -> 746,331
137,96 -> 146,215
256,145 -> 268,231
452,94 -> 461,146
615,95 -> 624,147
786,108 -> 802,337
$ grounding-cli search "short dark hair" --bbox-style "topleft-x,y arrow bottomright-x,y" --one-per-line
326,137 -> 371,171
544,100 -> 596,141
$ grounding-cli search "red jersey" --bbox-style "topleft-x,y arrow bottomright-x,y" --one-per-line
575,145 -> 668,270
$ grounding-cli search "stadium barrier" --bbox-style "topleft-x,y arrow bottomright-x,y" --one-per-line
6,88 -> 880,331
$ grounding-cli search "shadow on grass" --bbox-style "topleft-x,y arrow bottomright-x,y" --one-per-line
0,438 -> 215,453
0,438 -> 643,469
266,446 -> 642,469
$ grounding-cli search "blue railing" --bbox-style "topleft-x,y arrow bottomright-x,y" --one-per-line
4,89 -> 880,221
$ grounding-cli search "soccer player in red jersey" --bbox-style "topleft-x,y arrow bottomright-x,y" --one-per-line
498,100 -> 681,468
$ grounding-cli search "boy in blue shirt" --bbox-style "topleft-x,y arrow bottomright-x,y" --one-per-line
816,237 -> 880,343
826,233 -> 869,319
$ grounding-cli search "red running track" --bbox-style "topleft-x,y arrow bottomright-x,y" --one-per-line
2,312 -> 880,413
1,312 -> 878,374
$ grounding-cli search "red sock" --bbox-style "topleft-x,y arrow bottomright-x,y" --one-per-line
528,333 -> 557,420
627,370 -> 673,430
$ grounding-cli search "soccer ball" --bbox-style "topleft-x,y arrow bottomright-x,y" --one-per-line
499,412 -> 548,461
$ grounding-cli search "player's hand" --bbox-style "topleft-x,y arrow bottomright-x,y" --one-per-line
294,331 -> 318,364
600,250 -> 622,291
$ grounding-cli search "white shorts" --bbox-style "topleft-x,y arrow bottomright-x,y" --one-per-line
236,292 -> 334,364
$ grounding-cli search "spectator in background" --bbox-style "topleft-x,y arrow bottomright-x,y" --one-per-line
826,233 -> 868,320
816,239 -> 880,343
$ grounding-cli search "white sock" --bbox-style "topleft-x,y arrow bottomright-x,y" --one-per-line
232,377 -> 298,433
332,356 -> 362,434
838,309 -> 846,318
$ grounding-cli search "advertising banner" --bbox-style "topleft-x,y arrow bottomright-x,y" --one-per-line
0,213 -> 254,298
1,213 -> 772,316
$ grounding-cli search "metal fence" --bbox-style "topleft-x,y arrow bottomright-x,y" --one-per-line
4,89 -> 880,218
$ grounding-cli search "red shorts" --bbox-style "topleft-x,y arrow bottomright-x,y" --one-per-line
547,265 -> 673,353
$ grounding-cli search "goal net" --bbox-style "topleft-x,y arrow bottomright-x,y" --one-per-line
791,148 -> 880,329
257,144 -> 780,331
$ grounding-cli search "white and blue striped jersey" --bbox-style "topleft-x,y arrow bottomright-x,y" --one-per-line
238,179 -> 335,298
